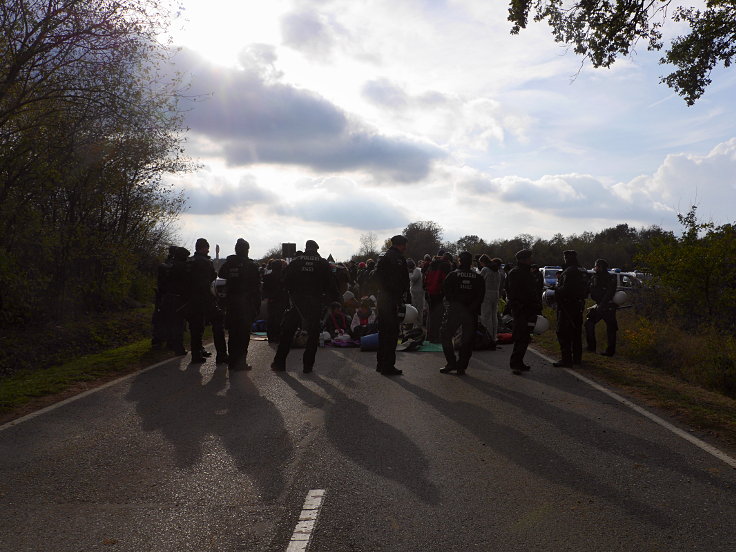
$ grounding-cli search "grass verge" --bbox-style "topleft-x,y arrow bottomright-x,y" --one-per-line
532,311 -> 736,457
0,339 -> 176,424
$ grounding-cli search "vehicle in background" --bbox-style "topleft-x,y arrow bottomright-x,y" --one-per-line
539,266 -> 562,288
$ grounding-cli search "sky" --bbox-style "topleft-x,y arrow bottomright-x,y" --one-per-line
164,0 -> 736,261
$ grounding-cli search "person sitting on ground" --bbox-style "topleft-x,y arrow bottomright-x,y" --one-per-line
350,297 -> 378,338
323,301 -> 351,338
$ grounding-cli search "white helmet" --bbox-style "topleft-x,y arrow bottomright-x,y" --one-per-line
529,315 -> 549,335
399,304 -> 419,324
612,290 -> 628,306
542,289 -> 556,308
210,277 -> 227,298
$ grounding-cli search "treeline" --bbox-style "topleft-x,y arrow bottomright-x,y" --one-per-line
356,213 -> 736,332
354,221 -> 674,270
0,0 -> 190,328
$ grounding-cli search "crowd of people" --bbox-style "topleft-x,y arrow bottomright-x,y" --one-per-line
152,235 -> 619,376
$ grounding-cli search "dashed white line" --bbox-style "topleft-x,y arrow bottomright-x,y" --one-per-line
286,489 -> 326,552
530,347 -> 736,469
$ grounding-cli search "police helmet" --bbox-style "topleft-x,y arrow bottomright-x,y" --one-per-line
542,289 -> 556,308
398,304 -> 419,324
528,315 -> 550,335
612,290 -> 628,306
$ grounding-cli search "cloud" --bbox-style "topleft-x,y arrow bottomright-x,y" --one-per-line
281,9 -> 338,58
453,138 -> 736,226
176,48 -> 444,182
455,169 -> 669,222
275,177 -> 410,229
181,174 -> 279,215
362,78 -> 410,109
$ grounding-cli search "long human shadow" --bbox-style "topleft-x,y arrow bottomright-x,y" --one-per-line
126,363 -> 292,501
390,377 -> 672,527
459,374 -> 732,489
282,371 -> 440,504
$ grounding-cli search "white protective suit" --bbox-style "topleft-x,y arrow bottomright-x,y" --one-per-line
480,266 -> 505,342
409,266 -> 425,326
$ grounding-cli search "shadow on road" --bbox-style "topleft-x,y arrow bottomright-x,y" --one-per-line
125,362 -> 292,501
279,369 -> 440,505
390,376 -> 673,527
457,374 -> 731,490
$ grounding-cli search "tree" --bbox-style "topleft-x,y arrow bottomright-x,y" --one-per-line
636,206 -> 736,326
402,221 -> 443,261
0,0 -> 190,324
357,231 -> 380,259
508,1 -> 736,104
455,235 -> 488,256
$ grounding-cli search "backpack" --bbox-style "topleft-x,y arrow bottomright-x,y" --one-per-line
424,269 -> 445,296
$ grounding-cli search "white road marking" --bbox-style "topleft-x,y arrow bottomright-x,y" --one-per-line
530,347 -> 736,469
0,356 -> 180,432
286,489 -> 326,552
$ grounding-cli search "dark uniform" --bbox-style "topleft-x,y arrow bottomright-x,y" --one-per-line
375,242 -> 410,375
272,241 -> 337,373
185,248 -> 219,362
554,252 -> 588,366
152,246 -> 176,348
218,242 -> 261,370
161,247 -> 189,355
585,261 -> 618,356
440,255 -> 485,374
262,260 -> 288,343
507,252 -> 542,371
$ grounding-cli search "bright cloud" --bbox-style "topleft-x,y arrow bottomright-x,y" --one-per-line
166,0 -> 736,260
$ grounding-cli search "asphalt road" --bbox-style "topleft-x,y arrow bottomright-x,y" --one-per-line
1,340 -> 735,551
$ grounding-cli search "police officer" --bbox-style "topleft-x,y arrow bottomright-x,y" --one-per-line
151,245 -> 177,349
375,235 -> 410,376
553,250 -> 588,367
262,259 -> 288,344
585,258 -> 618,356
439,251 -> 485,375
185,238 -> 219,362
506,249 -> 543,374
271,240 -> 337,373
162,246 -> 190,355
218,238 -> 261,370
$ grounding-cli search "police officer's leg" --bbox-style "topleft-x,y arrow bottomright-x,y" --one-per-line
226,310 -> 245,368
428,295 -> 443,341
585,308 -> 600,352
603,309 -> 618,355
210,307 -> 227,359
151,292 -> 165,347
188,307 -> 205,361
510,309 -> 531,369
274,303 -> 299,367
572,307 -> 584,364
457,307 -> 477,371
166,295 -> 186,354
301,298 -> 321,371
377,295 -> 399,371
440,304 -> 460,370
556,307 -> 573,364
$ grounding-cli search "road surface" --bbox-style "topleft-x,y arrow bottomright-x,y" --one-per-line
1,340 -> 735,551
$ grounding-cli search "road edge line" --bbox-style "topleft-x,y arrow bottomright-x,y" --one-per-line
529,347 -> 736,469
0,356 -> 179,433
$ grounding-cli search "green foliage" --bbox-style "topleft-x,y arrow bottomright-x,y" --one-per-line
636,206 -> 736,326
508,1 -> 736,104
402,221 -> 444,261
0,0 -> 191,326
